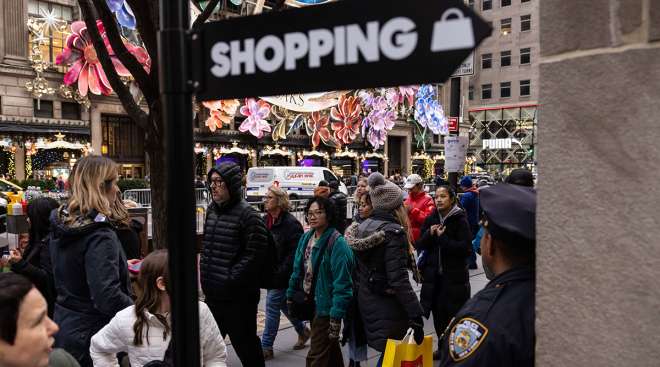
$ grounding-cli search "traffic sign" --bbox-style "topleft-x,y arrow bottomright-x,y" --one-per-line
192,0 -> 492,101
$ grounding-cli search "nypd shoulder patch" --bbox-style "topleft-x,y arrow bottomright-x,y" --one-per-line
448,317 -> 489,362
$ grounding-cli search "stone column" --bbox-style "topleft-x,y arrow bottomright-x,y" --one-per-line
537,1 -> 660,366
90,107 -> 102,154
14,147 -> 25,181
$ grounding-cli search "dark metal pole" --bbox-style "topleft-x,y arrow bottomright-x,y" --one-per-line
448,76 -> 461,191
158,0 -> 199,366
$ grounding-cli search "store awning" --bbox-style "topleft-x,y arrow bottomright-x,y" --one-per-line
0,124 -> 90,135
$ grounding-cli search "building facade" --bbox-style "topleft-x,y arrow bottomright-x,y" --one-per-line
461,0 -> 539,175
1,0 -> 449,183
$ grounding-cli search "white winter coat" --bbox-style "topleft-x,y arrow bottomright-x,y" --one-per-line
90,301 -> 227,367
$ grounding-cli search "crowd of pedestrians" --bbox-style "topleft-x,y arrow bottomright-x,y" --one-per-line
0,154 -> 536,367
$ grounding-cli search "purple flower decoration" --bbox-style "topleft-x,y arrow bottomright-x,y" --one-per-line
106,0 -> 136,29
239,98 -> 271,138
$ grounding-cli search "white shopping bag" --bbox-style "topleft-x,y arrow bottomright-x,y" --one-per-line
431,8 -> 475,52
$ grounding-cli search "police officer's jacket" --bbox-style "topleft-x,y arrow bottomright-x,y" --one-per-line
439,266 -> 535,367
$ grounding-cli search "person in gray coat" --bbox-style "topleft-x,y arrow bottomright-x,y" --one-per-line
344,172 -> 425,365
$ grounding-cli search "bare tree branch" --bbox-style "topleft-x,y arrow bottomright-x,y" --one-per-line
78,0 -> 149,130
125,0 -> 158,61
192,0 -> 222,29
90,0 -> 157,105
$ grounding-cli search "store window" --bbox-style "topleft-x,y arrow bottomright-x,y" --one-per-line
101,114 -> 145,163
501,50 -> 511,67
481,84 -> 492,100
500,82 -> 511,98
501,0 -> 511,6
468,84 -> 474,100
28,0 -> 75,73
521,15 -> 532,32
482,0 -> 492,11
481,53 -> 492,69
520,80 -> 531,96
61,102 -> 81,120
33,100 -> 53,118
520,48 -> 531,64
501,18 -> 512,35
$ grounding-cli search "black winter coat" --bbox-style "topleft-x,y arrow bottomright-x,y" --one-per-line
345,211 -> 424,352
414,206 -> 472,317
201,164 -> 268,301
49,207 -> 133,367
267,211 -> 303,289
10,236 -> 55,317
329,190 -> 348,234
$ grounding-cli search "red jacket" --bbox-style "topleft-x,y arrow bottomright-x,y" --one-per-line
405,191 -> 435,242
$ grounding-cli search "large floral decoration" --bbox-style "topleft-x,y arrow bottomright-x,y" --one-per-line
106,0 -> 136,29
202,99 -> 240,132
330,95 -> 362,145
414,85 -> 448,136
306,111 -> 333,148
239,98 -> 271,138
56,20 -> 150,97
359,92 -> 398,149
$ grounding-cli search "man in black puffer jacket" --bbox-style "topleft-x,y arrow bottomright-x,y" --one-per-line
328,180 -> 348,234
200,162 -> 267,367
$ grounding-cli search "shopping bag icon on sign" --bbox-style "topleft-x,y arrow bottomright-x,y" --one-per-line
431,8 -> 475,51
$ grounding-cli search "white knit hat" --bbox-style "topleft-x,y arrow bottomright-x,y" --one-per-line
367,172 -> 404,211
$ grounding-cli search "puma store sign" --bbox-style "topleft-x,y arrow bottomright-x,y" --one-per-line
192,0 -> 492,101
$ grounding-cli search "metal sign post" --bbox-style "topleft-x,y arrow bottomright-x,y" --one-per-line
159,0 -> 200,366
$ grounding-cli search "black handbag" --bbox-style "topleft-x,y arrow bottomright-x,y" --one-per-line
289,231 -> 340,321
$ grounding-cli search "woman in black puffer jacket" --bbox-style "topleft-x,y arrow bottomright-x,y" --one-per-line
344,173 -> 424,364
414,185 -> 472,360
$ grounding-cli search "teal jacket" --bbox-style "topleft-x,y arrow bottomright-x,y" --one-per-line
286,227 -> 354,320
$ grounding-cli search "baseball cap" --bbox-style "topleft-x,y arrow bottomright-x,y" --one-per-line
403,174 -> 423,189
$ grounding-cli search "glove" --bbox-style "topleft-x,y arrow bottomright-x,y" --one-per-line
409,317 -> 425,345
328,318 -> 342,340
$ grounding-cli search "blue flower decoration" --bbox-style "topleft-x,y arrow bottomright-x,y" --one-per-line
106,0 -> 136,29
414,84 -> 448,135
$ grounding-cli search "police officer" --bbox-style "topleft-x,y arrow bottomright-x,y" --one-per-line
439,183 -> 536,366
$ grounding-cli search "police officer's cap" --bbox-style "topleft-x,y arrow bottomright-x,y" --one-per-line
480,183 -> 536,243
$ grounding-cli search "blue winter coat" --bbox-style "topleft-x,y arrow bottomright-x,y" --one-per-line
460,190 -> 480,226
49,207 -> 133,367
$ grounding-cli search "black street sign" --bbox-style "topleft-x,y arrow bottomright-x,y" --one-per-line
192,0 -> 492,101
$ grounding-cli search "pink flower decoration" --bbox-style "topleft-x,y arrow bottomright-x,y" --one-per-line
307,111 -> 332,148
56,20 -> 150,97
239,98 -> 271,138
330,95 -> 362,145
202,99 -> 240,132
398,86 -> 418,106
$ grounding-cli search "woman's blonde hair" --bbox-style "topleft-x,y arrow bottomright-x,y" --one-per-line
268,186 -> 291,212
66,155 -> 129,225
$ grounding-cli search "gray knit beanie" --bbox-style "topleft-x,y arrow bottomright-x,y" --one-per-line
367,172 -> 404,211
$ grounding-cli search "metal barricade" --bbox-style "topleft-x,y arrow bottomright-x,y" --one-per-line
195,188 -> 211,207
122,189 -> 152,208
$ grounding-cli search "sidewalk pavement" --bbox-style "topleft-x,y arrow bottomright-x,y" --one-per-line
225,255 -> 488,366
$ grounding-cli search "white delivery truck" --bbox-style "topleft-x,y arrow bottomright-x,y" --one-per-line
246,166 -> 348,202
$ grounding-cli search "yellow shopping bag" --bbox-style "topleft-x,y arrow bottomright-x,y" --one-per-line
382,328 -> 433,367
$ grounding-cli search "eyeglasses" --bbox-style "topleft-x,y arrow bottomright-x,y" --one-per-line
306,210 -> 325,218
209,178 -> 224,187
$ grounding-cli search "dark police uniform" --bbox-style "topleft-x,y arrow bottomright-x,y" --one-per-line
439,183 -> 536,367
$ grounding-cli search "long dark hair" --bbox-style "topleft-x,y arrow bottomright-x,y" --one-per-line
133,250 -> 170,346
27,197 -> 59,250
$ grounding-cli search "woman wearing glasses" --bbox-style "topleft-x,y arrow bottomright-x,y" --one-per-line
49,156 -> 133,366
286,196 -> 354,367
261,186 -> 309,360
